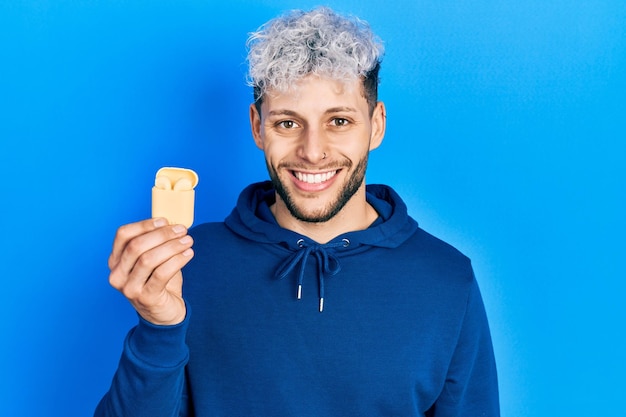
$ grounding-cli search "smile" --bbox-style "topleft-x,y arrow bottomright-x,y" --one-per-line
293,170 -> 338,184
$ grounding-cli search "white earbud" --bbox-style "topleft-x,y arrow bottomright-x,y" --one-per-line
155,175 -> 172,190
173,178 -> 193,191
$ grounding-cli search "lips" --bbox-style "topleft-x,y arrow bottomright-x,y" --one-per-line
293,170 -> 338,184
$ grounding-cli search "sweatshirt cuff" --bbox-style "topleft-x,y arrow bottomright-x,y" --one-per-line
126,308 -> 190,368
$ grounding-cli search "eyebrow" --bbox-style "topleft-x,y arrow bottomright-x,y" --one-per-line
267,109 -> 299,118
267,107 -> 358,118
325,106 -> 358,115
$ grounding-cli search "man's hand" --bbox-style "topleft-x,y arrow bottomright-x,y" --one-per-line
108,218 -> 194,326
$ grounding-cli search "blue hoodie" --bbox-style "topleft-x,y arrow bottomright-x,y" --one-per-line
95,181 -> 499,416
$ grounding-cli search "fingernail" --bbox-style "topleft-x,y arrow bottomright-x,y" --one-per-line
182,248 -> 194,257
172,224 -> 186,234
154,218 -> 168,228
180,236 -> 192,244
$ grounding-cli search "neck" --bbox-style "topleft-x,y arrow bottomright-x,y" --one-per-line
270,185 -> 378,244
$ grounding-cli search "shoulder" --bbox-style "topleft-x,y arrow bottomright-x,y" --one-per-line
186,220 -> 273,264
394,225 -> 475,289
187,222 -> 239,261
397,223 -> 470,263
189,221 -> 229,238
189,220 -> 259,242
411,226 -> 469,262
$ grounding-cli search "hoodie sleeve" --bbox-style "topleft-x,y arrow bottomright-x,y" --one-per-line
93,314 -> 191,417
429,276 -> 500,417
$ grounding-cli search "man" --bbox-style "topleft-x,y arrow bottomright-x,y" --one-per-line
95,7 -> 499,416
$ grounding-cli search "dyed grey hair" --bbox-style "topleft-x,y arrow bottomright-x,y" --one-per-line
246,7 -> 384,113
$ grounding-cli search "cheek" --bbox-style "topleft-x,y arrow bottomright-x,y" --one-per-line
261,141 -> 289,165
263,134 -> 295,153
343,141 -> 371,160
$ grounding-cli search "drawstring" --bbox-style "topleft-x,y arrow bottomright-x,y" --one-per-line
275,238 -> 350,312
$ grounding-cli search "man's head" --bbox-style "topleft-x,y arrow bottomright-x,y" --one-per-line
247,7 -> 386,231
246,7 -> 384,116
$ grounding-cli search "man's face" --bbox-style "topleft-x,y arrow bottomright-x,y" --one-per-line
250,75 -> 385,223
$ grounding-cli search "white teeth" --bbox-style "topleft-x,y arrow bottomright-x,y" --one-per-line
295,170 -> 337,184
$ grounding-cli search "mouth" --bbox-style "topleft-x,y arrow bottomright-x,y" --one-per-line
292,170 -> 339,184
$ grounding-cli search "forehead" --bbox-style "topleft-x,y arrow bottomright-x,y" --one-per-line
261,75 -> 367,114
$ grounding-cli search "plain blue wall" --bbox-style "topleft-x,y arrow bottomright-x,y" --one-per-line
1,1 -> 625,415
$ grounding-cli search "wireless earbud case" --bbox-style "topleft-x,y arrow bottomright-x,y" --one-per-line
151,167 -> 198,228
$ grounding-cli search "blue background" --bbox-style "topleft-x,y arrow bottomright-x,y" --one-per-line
1,1 -> 624,416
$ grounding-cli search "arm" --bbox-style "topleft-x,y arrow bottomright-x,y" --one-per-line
429,276 -> 500,417
94,316 -> 190,417
94,218 -> 195,416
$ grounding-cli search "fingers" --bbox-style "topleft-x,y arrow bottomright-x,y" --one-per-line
110,223 -> 189,280
123,234 -> 194,295
122,224 -> 186,271
108,218 -> 169,270
132,249 -> 193,311
106,218 -> 193,325
133,271 -> 187,326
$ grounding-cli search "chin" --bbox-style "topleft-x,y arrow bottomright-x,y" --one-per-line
268,154 -> 369,224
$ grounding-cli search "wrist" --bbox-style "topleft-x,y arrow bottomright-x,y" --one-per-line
136,297 -> 187,326
126,306 -> 191,367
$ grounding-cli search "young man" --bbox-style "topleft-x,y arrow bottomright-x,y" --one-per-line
95,7 -> 499,416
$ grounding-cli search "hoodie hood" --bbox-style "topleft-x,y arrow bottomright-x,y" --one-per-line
224,181 -> 418,311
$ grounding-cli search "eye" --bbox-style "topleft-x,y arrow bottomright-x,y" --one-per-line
331,118 -> 350,127
277,120 -> 299,129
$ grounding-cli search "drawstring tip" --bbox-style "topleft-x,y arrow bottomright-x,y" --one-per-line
319,298 -> 324,312
297,285 -> 302,300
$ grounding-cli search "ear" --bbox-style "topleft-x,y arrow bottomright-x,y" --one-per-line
249,103 -> 264,150
369,101 -> 386,151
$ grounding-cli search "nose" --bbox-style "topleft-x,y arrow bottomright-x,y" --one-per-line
296,126 -> 327,163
